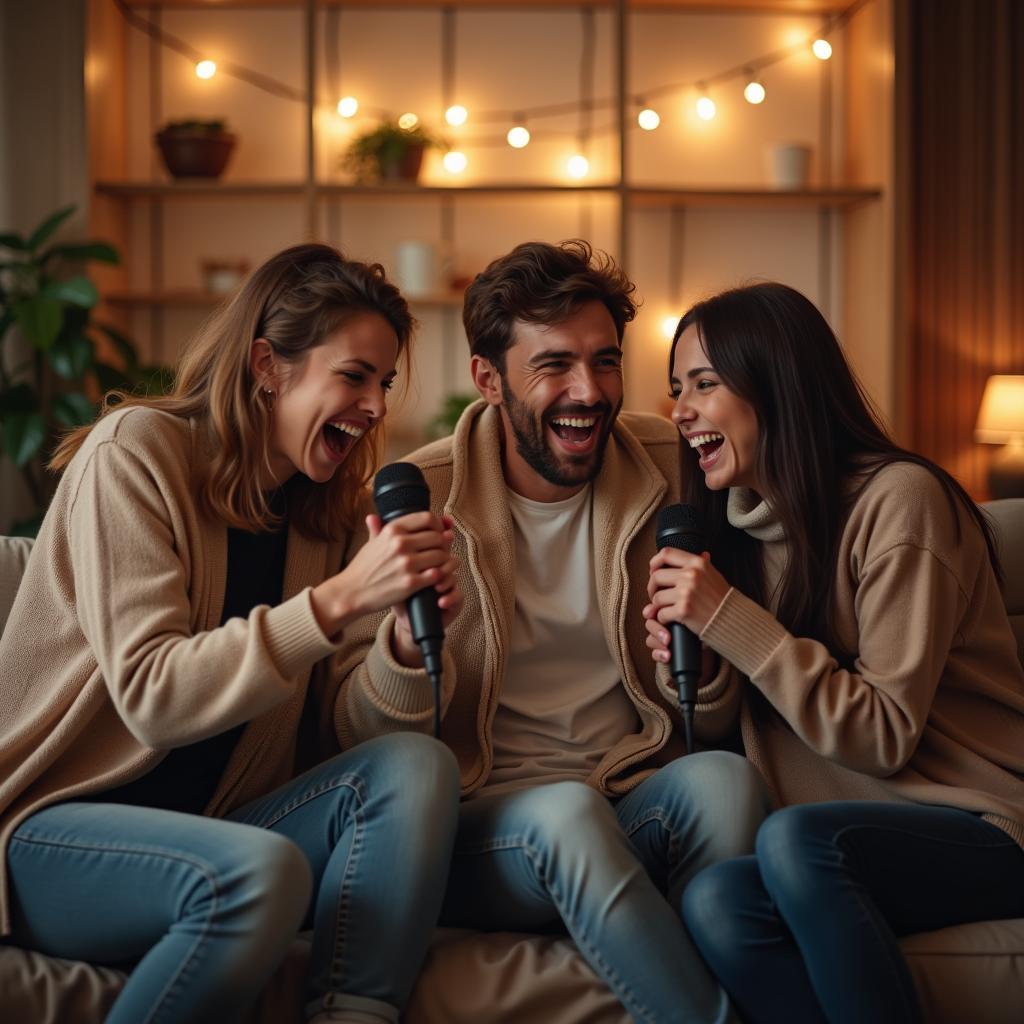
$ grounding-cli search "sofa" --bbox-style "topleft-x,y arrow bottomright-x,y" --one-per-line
1,498 -> 1022,1023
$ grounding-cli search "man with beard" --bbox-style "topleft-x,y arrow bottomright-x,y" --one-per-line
334,241 -> 767,1024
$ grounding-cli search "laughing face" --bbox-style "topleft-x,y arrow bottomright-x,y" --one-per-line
260,312 -> 399,486
483,299 -> 624,502
670,323 -> 761,492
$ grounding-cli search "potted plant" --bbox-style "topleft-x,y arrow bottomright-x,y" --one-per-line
0,205 -> 169,535
155,118 -> 237,179
342,120 -> 441,184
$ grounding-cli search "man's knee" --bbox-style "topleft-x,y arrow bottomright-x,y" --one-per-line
658,751 -> 771,859
524,781 -> 617,848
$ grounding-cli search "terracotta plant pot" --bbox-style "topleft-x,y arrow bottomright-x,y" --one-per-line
155,128 -> 237,179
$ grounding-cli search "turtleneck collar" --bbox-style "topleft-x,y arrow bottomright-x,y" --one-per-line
726,487 -> 785,542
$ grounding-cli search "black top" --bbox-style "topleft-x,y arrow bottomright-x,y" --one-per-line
96,499 -> 289,815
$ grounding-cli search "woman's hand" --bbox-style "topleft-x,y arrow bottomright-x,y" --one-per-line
642,548 -> 731,666
312,511 -> 460,643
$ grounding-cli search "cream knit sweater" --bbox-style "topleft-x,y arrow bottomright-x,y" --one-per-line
0,407 -> 347,934
695,463 -> 1024,846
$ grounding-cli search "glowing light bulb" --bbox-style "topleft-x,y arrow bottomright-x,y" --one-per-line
337,96 -> 359,118
445,105 -> 468,127
567,154 -> 589,179
195,60 -> 217,80
443,150 -> 467,174
507,125 -> 530,149
638,108 -> 661,131
812,38 -> 833,60
661,316 -> 679,341
744,81 -> 766,105
398,112 -> 419,131
696,95 -> 716,121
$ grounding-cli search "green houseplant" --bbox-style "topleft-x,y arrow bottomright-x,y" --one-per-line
342,121 -> 441,183
0,205 -> 168,535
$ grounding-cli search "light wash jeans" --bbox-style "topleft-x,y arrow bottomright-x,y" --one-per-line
442,750 -> 771,1024
5,732 -> 460,1024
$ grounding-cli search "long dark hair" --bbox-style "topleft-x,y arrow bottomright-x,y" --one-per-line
670,281 -> 1001,664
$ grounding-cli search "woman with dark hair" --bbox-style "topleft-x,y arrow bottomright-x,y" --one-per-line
0,243 -> 463,1024
643,281 -> 1024,1023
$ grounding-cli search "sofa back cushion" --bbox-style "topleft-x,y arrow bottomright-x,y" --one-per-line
983,499 -> 1024,664
0,536 -> 33,637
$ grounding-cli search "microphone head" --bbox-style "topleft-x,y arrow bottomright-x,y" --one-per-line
373,462 -> 431,523
656,503 -> 707,555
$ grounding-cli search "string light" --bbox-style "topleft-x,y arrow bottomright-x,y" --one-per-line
696,86 -> 716,121
195,60 -> 216,80
507,125 -> 530,148
443,150 -> 467,173
638,107 -> 661,131
567,154 -> 589,179
812,38 -> 833,60
397,112 -> 419,131
743,76 -> 766,105
445,104 -> 468,127
337,96 -> 358,118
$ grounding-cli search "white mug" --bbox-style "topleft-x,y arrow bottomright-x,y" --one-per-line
768,143 -> 812,190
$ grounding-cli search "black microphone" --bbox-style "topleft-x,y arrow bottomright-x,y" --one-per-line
372,462 -> 445,737
655,504 -> 708,755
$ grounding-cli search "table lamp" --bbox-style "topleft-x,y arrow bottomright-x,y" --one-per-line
975,375 -> 1024,499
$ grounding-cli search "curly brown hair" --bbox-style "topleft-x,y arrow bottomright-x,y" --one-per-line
462,239 -> 637,372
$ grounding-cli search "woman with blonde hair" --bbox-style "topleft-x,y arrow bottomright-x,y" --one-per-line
0,243 -> 463,1024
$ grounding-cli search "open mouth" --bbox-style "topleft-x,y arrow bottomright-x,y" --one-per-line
688,431 -> 725,469
548,414 -> 601,452
322,419 -> 364,463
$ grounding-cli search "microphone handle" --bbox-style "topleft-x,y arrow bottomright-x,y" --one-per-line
669,621 -> 701,755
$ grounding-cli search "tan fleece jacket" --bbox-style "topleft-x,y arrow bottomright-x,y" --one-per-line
695,463 -> 1024,846
0,407 -> 348,934
334,400 -> 736,796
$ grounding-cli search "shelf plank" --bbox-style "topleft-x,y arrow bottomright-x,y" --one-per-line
121,1 -> 847,11
104,289 -> 466,308
95,182 -> 882,207
95,181 -> 307,198
629,187 -> 883,209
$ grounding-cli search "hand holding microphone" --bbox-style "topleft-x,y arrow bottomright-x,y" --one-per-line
372,462 -> 459,737
644,504 -> 729,753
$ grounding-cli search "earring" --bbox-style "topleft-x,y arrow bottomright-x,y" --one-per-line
263,387 -> 275,410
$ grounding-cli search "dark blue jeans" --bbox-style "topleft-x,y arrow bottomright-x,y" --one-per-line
682,801 -> 1024,1024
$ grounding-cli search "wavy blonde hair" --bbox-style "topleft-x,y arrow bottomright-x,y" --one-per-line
51,243 -> 413,541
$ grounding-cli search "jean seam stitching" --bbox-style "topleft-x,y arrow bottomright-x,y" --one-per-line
326,779 -> 367,998
11,834 -> 219,1024
243,774 -> 364,831
460,832 -> 658,1024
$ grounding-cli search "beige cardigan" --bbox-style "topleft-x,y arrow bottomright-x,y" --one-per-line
0,407 -> 347,934
334,401 -> 735,796
693,463 -> 1024,846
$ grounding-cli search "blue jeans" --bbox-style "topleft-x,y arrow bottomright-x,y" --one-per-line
442,750 -> 771,1024
6,732 -> 460,1024
682,801 -> 1024,1024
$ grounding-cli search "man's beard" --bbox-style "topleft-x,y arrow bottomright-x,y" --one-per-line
500,378 -> 621,489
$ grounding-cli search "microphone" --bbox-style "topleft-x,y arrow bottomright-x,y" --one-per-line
655,504 -> 708,755
372,462 -> 445,737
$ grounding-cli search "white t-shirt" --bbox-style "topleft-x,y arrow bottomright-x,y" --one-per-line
476,484 -> 640,799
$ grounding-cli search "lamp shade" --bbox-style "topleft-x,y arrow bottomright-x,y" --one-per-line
975,375 -> 1024,444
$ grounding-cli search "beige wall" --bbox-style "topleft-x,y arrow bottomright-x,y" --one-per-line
111,4 -> 892,454
0,0 -> 88,529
